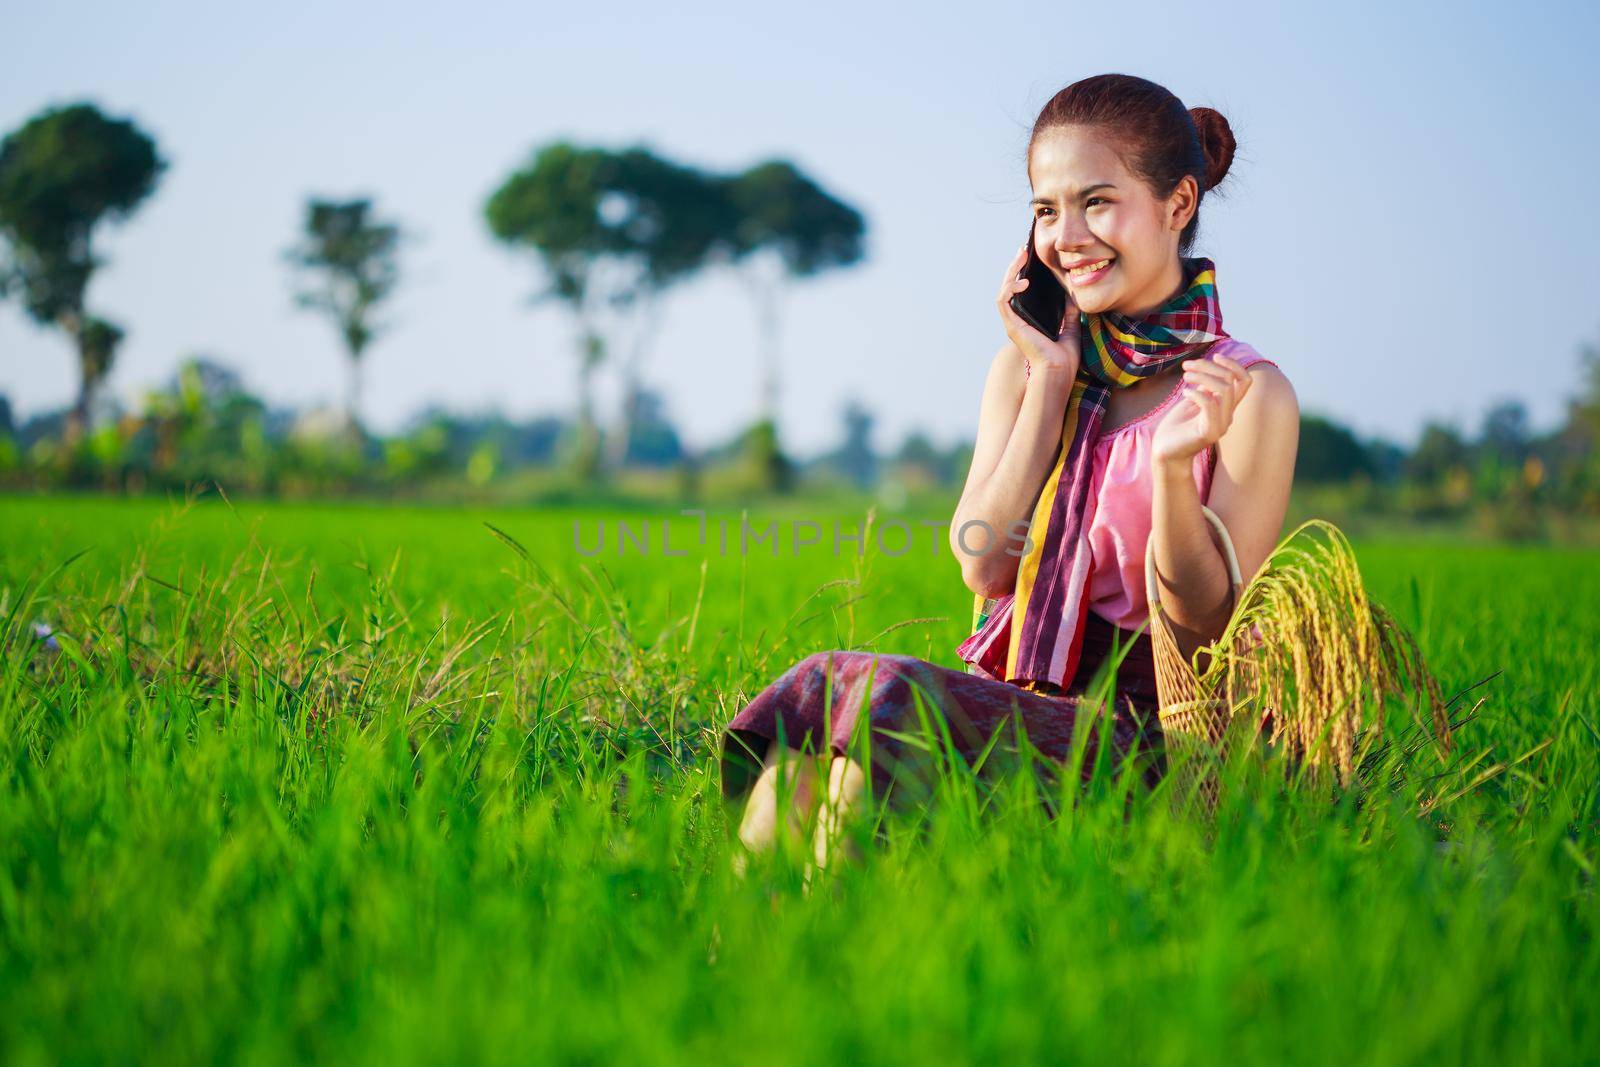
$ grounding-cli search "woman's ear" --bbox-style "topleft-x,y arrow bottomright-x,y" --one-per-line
1166,174 -> 1200,234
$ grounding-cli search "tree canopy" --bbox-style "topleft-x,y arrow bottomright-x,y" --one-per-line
285,197 -> 404,430
724,159 -> 866,277
0,102 -> 165,326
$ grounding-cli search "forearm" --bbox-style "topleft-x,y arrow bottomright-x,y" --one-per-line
1149,454 -> 1234,657
951,367 -> 1075,593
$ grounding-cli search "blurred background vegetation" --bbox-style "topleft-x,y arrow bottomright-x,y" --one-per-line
4,100 -> 1599,545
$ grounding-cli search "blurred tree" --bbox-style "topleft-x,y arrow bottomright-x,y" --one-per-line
15,409 -> 68,452
171,356 -> 247,404
1293,413 -> 1375,484
828,398 -> 878,489
491,413 -> 568,467
1477,398 -> 1531,466
724,160 -> 866,481
0,102 -> 165,441
285,197 -> 404,435
1363,437 -> 1408,483
894,428 -> 960,486
487,144 -> 735,480
621,386 -> 684,467
77,316 -> 124,431
595,149 -> 736,471
486,144 -> 635,481
1539,330 -> 1600,511
741,418 -> 794,494
0,242 -> 14,314
1406,420 -> 1470,486
399,405 -> 569,469
1578,329 -> 1600,419
138,355 -> 254,475
383,414 -> 452,485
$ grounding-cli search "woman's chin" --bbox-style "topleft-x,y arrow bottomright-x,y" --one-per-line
1070,287 -> 1119,315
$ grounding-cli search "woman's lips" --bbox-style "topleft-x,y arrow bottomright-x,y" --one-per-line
1067,258 -> 1115,286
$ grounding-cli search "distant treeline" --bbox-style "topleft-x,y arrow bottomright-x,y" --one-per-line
4,336 -> 1599,539
0,358 -> 960,501
0,101 -> 865,490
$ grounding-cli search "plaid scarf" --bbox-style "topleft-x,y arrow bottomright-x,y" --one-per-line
956,256 -> 1228,689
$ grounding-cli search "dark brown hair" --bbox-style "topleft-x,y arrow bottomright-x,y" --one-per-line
1028,73 -> 1237,256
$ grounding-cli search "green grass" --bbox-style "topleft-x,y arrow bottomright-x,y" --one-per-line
1,492 -> 1596,1065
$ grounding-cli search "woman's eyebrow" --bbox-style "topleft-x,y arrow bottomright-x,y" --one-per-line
1076,182 -> 1117,197
1031,182 -> 1118,207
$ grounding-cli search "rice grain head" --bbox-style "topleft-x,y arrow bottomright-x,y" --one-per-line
1195,520 -> 1452,786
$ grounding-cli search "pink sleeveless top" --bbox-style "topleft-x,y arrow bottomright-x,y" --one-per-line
1025,337 -> 1282,631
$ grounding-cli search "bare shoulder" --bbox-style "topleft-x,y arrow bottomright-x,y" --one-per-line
1241,362 -> 1298,420
1213,340 -> 1297,419
1220,357 -> 1298,456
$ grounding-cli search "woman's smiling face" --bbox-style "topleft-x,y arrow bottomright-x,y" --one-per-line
1028,125 -> 1198,317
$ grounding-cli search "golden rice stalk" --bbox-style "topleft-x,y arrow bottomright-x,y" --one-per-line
1194,519 -> 1453,785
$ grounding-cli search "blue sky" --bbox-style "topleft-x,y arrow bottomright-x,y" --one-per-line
2,0 -> 1597,455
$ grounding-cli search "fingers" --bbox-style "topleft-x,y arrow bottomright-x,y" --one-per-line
1181,357 -> 1242,389
1184,353 -> 1249,379
1181,363 -> 1229,391
1182,366 -> 1234,411
1196,353 -> 1252,397
1213,353 -> 1252,396
997,245 -> 1030,304
998,287 -> 1047,347
998,240 -> 1082,371
1059,284 -> 1081,330
1182,357 -> 1250,418
1183,373 -> 1225,408
1160,352 -> 1250,456
1183,377 -> 1222,435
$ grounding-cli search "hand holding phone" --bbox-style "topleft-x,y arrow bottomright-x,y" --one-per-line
998,223 -> 1081,380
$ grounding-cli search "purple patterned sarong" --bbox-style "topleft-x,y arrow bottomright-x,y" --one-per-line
720,609 -> 1166,802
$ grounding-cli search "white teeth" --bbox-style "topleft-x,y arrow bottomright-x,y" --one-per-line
1069,258 -> 1112,276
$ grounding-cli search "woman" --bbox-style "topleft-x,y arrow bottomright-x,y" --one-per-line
720,73 -> 1300,874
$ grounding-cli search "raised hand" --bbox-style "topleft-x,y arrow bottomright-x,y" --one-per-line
998,241 -> 1081,381
1150,353 -> 1253,467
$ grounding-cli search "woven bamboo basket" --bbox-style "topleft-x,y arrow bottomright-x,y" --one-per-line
1143,505 -> 1262,816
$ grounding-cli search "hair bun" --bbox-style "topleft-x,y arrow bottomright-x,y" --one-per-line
1188,106 -> 1236,191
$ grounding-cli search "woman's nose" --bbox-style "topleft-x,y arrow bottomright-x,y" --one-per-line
1054,211 -> 1093,251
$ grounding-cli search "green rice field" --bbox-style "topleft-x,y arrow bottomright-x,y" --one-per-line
2,493 -> 1596,1065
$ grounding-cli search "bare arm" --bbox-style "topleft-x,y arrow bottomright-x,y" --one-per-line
1149,357 -> 1300,662
949,344 -> 1076,597
950,240 -> 1083,599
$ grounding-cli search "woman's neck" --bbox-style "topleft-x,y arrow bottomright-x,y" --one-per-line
1116,256 -> 1187,319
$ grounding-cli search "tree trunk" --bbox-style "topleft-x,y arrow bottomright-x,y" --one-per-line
62,310 -> 89,445
606,375 -> 640,474
346,355 -> 358,433
756,278 -> 781,429
743,266 -> 790,493
344,335 -> 370,442
69,372 -> 95,445
575,328 -> 605,481
602,290 -> 660,475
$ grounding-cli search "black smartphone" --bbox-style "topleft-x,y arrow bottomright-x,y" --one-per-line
1009,220 -> 1071,340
